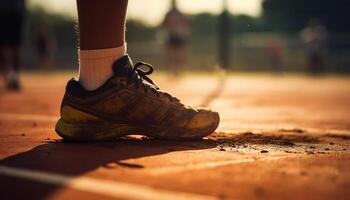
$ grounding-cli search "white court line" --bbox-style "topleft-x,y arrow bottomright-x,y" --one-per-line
0,165 -> 218,200
147,155 -> 297,175
0,157 -> 298,200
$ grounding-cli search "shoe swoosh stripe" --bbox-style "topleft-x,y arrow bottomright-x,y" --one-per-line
62,104 -> 137,125
141,100 -> 168,125
119,95 -> 146,119
158,107 -> 177,127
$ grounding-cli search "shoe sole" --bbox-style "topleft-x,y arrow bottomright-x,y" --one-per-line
55,117 -> 219,142
55,118 -> 137,142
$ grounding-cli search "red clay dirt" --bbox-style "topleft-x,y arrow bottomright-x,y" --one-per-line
0,72 -> 350,200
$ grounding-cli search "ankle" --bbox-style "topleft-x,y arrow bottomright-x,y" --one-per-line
78,45 -> 126,90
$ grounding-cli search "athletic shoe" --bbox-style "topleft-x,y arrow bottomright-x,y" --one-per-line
55,55 -> 219,141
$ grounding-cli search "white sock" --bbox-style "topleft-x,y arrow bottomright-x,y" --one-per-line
78,45 -> 126,91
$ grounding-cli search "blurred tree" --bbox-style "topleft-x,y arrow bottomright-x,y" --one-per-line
25,7 -> 81,69
262,0 -> 350,33
30,6 -> 75,47
232,15 -> 264,33
127,19 -> 156,42
190,13 -> 263,36
189,13 -> 218,36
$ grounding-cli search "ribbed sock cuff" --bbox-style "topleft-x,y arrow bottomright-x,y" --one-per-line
79,45 -> 127,60
78,44 -> 127,91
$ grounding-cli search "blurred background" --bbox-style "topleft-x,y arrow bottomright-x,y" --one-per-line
1,0 -> 350,78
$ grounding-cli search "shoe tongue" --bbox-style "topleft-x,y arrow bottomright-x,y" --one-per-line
112,55 -> 134,76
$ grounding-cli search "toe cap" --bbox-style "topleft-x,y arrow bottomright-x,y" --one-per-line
185,110 -> 220,130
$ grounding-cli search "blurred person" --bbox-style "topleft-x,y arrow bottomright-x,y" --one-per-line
267,36 -> 285,72
300,19 -> 328,74
161,0 -> 190,75
218,0 -> 230,69
33,26 -> 56,70
55,0 -> 219,141
0,0 -> 26,91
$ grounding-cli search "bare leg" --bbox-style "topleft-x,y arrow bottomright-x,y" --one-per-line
12,46 -> 21,73
56,0 -> 220,141
0,47 -> 6,75
0,46 -> 21,90
76,0 -> 128,90
77,0 -> 128,50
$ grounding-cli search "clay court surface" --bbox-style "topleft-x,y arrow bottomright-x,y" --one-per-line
1,72 -> 350,200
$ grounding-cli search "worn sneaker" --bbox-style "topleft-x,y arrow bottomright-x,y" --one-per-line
55,55 -> 220,141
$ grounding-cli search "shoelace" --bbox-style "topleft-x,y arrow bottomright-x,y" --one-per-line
127,62 -> 180,102
129,62 -> 159,90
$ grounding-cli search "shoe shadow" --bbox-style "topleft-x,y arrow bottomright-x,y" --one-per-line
0,137 -> 216,200
1,131 -> 325,199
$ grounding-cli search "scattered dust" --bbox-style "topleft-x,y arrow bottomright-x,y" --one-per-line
300,171 -> 308,176
209,132 -> 319,146
279,128 -> 305,133
285,150 -> 297,153
254,187 -> 265,197
209,131 -> 350,154
324,134 -> 350,140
